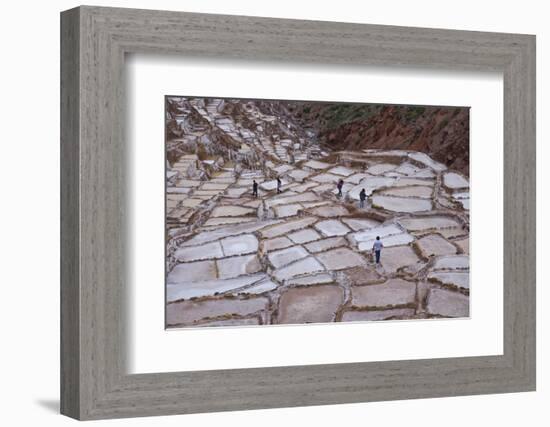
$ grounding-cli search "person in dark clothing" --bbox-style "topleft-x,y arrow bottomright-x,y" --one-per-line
359,188 -> 367,208
277,177 -> 282,194
252,180 -> 258,198
372,236 -> 383,264
337,179 -> 344,197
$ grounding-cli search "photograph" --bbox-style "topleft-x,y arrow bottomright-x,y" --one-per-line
164,96 -> 470,328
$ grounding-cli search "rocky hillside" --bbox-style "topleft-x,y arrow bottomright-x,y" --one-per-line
265,102 -> 470,176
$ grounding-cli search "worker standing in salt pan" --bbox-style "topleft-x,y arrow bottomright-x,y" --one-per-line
359,188 -> 367,208
337,179 -> 344,197
252,180 -> 259,198
372,236 -> 383,264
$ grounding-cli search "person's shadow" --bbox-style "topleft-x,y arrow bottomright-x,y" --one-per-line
35,399 -> 59,413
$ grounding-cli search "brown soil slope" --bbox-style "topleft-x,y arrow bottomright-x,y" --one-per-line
279,103 -> 470,176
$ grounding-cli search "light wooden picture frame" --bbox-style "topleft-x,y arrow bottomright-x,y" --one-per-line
60,5 -> 536,420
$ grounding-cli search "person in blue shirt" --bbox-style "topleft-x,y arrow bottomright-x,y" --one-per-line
372,236 -> 383,264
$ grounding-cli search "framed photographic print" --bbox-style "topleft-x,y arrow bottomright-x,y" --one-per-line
164,96 -> 471,329
61,6 -> 536,420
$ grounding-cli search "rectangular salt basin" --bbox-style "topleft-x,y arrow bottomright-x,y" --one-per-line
167,273 -> 267,301
371,195 -> 432,213
357,233 -> 414,251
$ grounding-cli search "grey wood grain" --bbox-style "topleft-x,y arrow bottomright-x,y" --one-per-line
60,5 -> 536,420
60,6 -> 80,419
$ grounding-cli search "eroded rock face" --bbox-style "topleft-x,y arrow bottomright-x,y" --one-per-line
165,97 -> 470,328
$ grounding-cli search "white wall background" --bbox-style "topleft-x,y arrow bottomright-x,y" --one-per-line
0,0 -> 547,425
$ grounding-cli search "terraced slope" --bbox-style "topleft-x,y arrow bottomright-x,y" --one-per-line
165,97 -> 470,328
